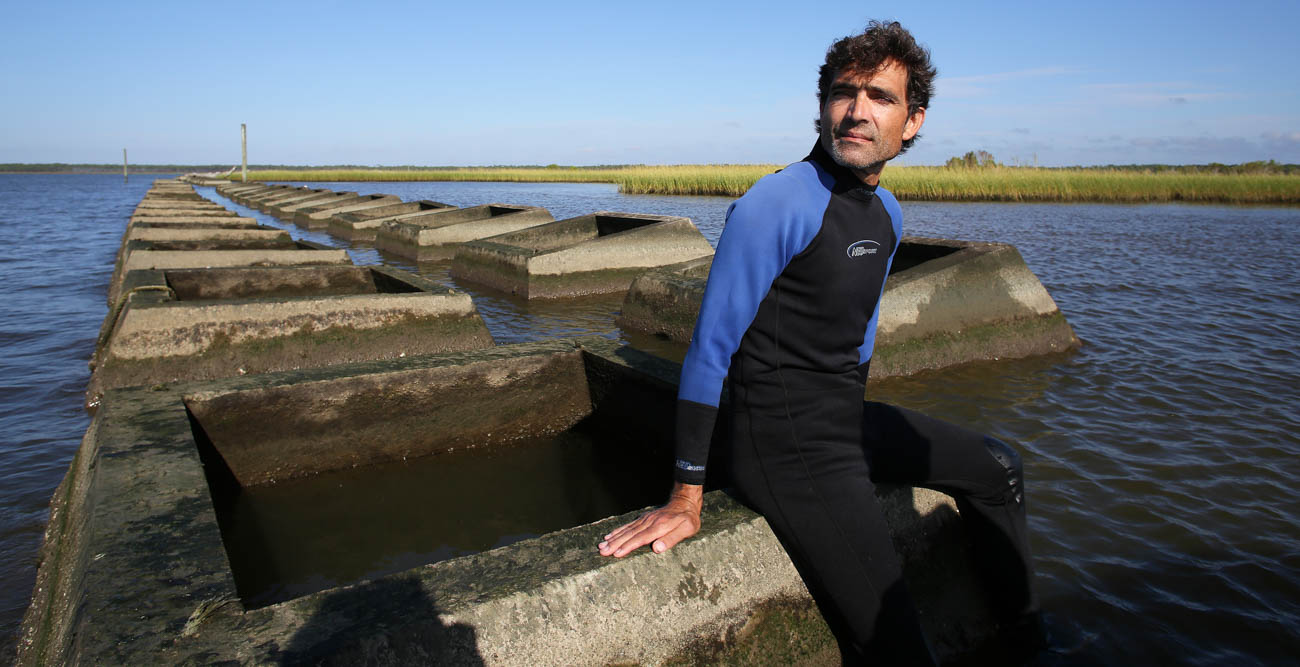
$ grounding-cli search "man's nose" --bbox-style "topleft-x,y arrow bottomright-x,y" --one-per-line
847,91 -> 873,123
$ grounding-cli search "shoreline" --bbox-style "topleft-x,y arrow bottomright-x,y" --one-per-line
5,168 -> 1297,204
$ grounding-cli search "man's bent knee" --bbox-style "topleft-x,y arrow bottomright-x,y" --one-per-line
984,437 -> 1024,506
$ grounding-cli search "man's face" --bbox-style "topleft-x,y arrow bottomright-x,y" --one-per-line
819,58 -> 926,179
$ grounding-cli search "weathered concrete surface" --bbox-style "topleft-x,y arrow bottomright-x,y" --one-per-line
451,211 -> 715,299
619,236 -> 1080,376
869,236 -> 1080,376
89,266 -> 493,410
223,184 -> 297,205
616,255 -> 715,343
108,236 -> 306,289
132,208 -> 237,218
253,188 -> 335,208
260,187 -> 345,213
227,185 -> 301,206
21,338 -> 1004,665
123,227 -> 291,244
217,181 -> 278,195
235,187 -> 314,210
293,194 -> 401,228
134,202 -> 231,213
328,199 -> 456,241
127,216 -> 259,227
374,204 -> 554,260
107,249 -> 351,307
265,190 -> 355,216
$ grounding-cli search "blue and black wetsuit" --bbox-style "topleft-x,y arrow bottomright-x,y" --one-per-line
674,142 -> 1038,664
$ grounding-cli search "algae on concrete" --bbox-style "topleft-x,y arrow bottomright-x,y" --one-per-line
618,236 -> 1080,376
374,204 -> 554,261
90,266 -> 494,410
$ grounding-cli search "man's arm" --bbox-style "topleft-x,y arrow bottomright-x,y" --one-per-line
596,163 -> 830,558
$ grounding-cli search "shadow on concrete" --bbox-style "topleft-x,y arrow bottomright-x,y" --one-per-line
277,575 -> 484,665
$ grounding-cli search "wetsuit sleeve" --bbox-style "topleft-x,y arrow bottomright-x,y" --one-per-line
856,186 -> 905,372
674,172 -> 826,484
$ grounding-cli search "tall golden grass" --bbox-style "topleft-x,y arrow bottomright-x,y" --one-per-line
231,165 -> 1300,204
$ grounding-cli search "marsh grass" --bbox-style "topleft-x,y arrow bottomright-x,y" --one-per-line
232,165 -> 1300,204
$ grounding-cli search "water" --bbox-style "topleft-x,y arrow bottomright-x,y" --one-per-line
1,174 -> 1298,664
214,427 -> 669,609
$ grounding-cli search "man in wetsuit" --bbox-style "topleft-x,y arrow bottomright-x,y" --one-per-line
598,21 -> 1039,665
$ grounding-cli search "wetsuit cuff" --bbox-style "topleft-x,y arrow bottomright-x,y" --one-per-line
673,399 -> 717,486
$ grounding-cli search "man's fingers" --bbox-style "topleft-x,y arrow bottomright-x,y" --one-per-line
598,514 -> 655,555
652,517 -> 700,553
600,514 -> 653,551
599,510 -> 689,557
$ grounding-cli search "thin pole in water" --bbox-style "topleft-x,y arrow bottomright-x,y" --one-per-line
241,124 -> 248,183
122,148 -> 128,182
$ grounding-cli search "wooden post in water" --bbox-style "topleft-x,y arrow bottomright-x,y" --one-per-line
122,148 -> 128,182
241,123 -> 248,182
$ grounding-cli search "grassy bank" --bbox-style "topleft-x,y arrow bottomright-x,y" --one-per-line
230,165 -> 1300,204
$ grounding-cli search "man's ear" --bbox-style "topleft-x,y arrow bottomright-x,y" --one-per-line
903,107 -> 926,141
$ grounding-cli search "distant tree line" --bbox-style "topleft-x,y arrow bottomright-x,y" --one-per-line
940,152 -> 1298,174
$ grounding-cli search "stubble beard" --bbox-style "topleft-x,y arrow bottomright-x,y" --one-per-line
827,123 -> 897,173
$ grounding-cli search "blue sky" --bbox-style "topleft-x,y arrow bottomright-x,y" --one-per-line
2,1 -> 1297,167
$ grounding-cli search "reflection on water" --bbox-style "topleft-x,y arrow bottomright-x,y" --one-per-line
0,175 -> 1296,665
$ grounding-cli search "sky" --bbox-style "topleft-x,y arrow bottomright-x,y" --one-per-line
2,0 -> 1297,167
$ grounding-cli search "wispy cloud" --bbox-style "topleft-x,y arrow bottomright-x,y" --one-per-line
1077,82 -> 1233,105
937,67 -> 1075,98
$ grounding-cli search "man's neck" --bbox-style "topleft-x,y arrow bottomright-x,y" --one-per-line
808,141 -> 881,190
851,163 -> 884,187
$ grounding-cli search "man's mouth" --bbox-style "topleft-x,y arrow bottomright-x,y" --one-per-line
836,129 -> 873,143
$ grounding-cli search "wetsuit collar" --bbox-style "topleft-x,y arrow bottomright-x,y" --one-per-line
806,141 -> 879,198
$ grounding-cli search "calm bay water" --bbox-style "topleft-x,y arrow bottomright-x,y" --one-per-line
1,174 -> 1297,664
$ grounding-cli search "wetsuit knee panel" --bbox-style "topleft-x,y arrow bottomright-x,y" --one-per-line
984,437 -> 1024,506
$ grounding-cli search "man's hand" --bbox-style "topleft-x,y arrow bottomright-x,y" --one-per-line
598,483 -> 703,557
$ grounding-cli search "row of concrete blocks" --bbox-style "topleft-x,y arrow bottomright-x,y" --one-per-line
22,179 -> 1076,664
90,180 -> 499,411
215,181 -> 720,298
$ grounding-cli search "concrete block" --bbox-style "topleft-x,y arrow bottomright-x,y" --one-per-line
88,265 -> 494,410
110,228 -> 300,288
618,236 -> 1081,375
216,182 -> 275,195
22,339 -> 1002,666
107,249 -> 352,307
237,186 -> 316,207
263,190 -> 353,215
327,199 -> 455,241
254,187 -> 334,206
131,208 -> 241,219
265,191 -> 359,218
292,194 -> 401,229
220,184 -> 295,204
374,204 -> 554,261
126,217 -> 261,228
451,211 -> 715,299
123,227 -> 291,244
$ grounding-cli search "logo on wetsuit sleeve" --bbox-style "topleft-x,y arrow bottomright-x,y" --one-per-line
846,239 -> 880,258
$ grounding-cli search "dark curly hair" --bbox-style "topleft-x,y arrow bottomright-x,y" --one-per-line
815,20 -> 936,152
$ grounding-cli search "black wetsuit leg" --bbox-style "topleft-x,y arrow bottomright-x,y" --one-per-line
861,401 -> 1039,621
727,381 -> 937,666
